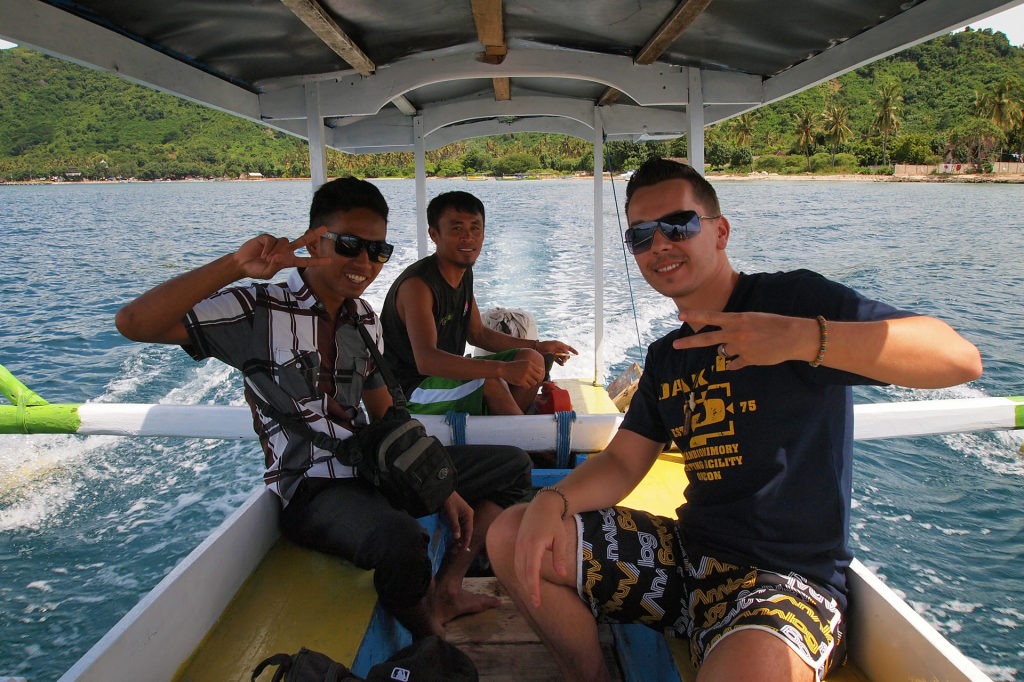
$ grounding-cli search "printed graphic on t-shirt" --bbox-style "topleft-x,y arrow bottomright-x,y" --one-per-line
659,354 -> 750,483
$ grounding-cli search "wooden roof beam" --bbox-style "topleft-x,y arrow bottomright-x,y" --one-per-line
280,0 -> 374,74
471,0 -> 510,100
280,0 -> 416,114
599,0 -> 713,106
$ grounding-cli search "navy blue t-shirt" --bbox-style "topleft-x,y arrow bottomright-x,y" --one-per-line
621,270 -> 912,606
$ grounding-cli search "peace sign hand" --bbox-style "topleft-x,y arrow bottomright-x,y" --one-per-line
672,310 -> 819,370
235,226 -> 331,280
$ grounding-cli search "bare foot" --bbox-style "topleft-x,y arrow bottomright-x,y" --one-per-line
433,586 -> 501,624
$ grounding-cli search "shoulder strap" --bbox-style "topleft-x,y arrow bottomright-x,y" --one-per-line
347,311 -> 409,411
251,653 -> 291,682
252,398 -> 356,470
243,283 -> 358,470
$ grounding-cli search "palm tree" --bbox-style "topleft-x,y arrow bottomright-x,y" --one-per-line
821,103 -> 853,169
986,78 -> 1023,162
729,113 -> 757,172
987,79 -> 1020,130
870,83 -> 903,166
793,108 -> 818,172
973,88 -> 993,118
732,113 -> 756,147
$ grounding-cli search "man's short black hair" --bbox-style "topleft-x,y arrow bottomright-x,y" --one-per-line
426,191 -> 485,229
309,176 -> 389,231
624,158 -> 721,216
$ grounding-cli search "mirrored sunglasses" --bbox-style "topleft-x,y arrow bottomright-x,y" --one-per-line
624,210 -> 720,255
323,232 -> 394,263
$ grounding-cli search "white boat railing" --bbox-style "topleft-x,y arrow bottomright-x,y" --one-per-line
2,396 -> 1020,448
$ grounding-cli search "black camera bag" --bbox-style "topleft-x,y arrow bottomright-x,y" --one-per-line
340,402 -> 455,518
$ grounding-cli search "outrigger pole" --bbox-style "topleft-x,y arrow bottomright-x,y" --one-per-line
3,363 -> 1021,442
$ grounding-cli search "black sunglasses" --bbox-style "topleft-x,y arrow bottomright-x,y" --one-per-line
624,210 -> 720,255
322,232 -> 394,263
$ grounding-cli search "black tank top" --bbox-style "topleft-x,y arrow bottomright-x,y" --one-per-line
380,254 -> 473,393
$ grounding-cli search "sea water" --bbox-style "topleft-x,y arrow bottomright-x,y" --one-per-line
1,178 -> 1022,681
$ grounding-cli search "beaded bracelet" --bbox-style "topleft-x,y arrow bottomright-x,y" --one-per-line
537,485 -> 569,519
809,315 -> 828,367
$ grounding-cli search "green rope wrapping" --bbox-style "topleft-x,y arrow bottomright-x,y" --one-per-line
0,362 -> 81,434
0,403 -> 82,434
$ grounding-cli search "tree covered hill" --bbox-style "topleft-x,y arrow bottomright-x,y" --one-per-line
1,26 -> 1022,181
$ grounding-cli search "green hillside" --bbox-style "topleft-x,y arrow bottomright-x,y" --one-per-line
1,27 -> 1022,181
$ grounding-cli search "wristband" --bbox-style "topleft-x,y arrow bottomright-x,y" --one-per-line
809,315 -> 828,367
537,486 -> 569,519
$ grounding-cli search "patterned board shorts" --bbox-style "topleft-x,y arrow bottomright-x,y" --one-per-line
575,506 -> 846,679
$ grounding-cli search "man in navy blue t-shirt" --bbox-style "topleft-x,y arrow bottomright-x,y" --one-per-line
487,159 -> 982,681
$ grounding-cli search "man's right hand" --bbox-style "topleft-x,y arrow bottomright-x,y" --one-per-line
234,227 -> 331,280
513,492 -> 571,608
499,358 -> 546,387
116,228 -> 331,345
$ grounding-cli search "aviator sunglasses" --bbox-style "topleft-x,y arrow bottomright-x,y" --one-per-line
322,232 -> 394,263
624,210 -> 721,255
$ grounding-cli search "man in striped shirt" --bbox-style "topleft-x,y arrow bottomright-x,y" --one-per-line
116,176 -> 531,637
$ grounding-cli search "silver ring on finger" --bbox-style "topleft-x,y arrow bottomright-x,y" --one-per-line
718,343 -> 739,362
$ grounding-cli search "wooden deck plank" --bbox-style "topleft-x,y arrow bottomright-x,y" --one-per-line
445,578 -> 540,645
447,578 -> 625,681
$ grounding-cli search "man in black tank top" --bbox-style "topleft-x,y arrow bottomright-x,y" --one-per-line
381,191 -> 577,415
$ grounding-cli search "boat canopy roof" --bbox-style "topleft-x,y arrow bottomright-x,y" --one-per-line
3,0 -> 1023,153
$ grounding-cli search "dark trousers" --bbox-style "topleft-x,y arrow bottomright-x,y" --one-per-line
279,444 -> 530,609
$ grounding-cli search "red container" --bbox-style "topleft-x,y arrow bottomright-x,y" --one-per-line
535,381 -> 572,414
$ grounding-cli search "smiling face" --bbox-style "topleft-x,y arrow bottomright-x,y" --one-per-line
305,206 -> 388,308
429,206 -> 484,269
626,178 -> 732,307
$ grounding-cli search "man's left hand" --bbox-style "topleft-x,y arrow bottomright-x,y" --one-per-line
673,310 -> 818,370
441,491 -> 474,554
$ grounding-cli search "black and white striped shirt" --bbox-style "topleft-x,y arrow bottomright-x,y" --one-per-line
183,268 -> 385,503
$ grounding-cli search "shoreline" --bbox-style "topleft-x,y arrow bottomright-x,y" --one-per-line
707,172 -> 1024,184
5,173 -> 1024,186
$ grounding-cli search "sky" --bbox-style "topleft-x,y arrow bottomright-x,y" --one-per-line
956,3 -> 1024,46
1,4 -> 1023,50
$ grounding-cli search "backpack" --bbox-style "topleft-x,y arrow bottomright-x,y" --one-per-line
251,648 -> 360,681
253,636 -> 477,682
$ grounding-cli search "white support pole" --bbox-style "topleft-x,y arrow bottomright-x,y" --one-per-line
687,68 -> 705,176
414,116 -> 428,258
304,83 -> 327,190
592,107 -> 605,386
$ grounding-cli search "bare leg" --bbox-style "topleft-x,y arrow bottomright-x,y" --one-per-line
508,348 -> 545,412
483,376 -> 524,415
487,505 -> 612,682
391,598 -> 444,640
482,349 -> 546,414
696,629 -> 815,682
431,500 -> 503,624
